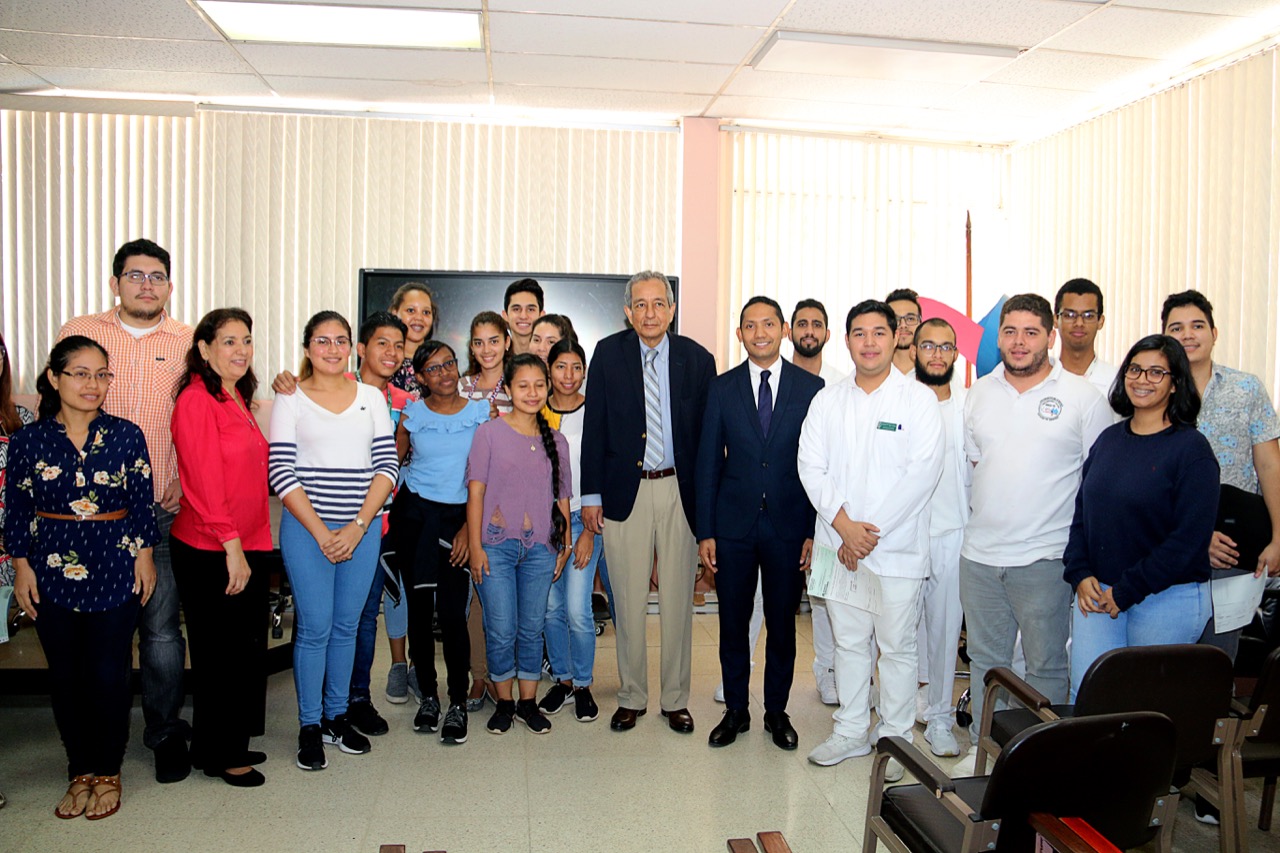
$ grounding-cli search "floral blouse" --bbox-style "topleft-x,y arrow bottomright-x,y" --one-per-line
390,358 -> 422,399
3,413 -> 160,612
0,404 -> 35,587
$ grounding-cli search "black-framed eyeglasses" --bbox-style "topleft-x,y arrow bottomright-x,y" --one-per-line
1125,364 -> 1171,383
60,370 -> 114,384
917,341 -> 956,354
422,358 -> 459,376
897,313 -> 921,327
120,270 -> 170,285
1058,309 -> 1100,322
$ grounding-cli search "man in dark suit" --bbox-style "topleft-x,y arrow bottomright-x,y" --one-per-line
696,296 -> 824,750
581,271 -> 716,734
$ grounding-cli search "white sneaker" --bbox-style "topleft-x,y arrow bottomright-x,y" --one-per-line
951,745 -> 978,777
807,733 -> 871,766
883,757 -> 905,783
915,685 -> 929,725
924,719 -> 961,757
713,682 -> 725,703
817,669 -> 838,706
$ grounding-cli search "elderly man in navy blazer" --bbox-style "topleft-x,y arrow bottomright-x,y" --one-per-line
581,271 -> 716,734
695,296 -> 825,749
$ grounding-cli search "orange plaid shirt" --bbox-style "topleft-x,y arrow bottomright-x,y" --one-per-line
58,309 -> 193,503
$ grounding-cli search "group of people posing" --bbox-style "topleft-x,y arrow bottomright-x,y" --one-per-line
2,238 -> 1277,822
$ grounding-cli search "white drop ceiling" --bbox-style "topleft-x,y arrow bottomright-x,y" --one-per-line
1,0 -> 1279,145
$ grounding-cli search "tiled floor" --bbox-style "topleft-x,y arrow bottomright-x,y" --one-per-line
0,612 -> 1274,852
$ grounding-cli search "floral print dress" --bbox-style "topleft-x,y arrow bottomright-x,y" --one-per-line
0,404 -> 35,587
3,413 -> 159,612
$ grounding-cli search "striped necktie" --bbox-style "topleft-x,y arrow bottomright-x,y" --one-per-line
643,348 -> 665,469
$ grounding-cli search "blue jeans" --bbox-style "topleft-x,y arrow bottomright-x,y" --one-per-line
139,504 -> 190,749
1070,580 -> 1211,698
596,546 -> 616,624
543,511 -> 602,686
280,513 -> 381,726
475,536 -> 557,682
348,556 -> 385,705
958,556 -> 1071,739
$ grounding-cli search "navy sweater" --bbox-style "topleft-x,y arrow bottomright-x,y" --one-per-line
1063,421 -> 1219,611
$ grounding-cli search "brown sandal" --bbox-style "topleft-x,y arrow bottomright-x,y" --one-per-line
84,775 -> 121,821
54,774 -> 94,819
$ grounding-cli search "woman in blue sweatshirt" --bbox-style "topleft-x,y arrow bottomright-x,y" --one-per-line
1063,334 -> 1219,698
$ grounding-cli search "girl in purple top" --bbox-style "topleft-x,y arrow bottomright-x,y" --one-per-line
467,353 -> 571,735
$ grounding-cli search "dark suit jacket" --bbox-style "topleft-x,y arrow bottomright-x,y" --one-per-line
581,329 -> 716,530
694,359 -> 823,542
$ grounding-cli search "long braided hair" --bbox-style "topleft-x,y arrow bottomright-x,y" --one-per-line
504,353 -> 567,549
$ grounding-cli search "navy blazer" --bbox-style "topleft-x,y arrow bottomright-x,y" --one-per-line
694,359 -> 824,542
581,329 -> 716,530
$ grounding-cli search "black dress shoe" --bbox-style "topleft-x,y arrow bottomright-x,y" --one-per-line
708,709 -> 751,747
763,711 -> 799,750
154,735 -> 191,784
610,707 -> 646,731
661,708 -> 695,733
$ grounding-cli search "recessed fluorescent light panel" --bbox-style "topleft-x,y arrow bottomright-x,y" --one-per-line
751,31 -> 1020,84
198,1 -> 482,49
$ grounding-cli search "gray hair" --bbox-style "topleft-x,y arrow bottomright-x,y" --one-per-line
624,270 -> 674,308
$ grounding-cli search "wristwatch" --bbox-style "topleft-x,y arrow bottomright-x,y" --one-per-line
354,517 -> 366,530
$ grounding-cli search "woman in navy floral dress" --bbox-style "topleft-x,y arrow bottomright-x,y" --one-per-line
4,336 -> 159,821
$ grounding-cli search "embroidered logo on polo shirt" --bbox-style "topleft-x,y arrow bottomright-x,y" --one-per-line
1038,397 -> 1063,421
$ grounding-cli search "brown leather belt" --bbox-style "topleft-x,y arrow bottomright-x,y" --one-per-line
640,467 -> 676,480
36,509 -> 129,522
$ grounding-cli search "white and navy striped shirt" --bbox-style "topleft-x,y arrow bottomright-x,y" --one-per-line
268,383 -> 398,525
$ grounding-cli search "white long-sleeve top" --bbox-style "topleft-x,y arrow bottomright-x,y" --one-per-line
798,368 -> 945,579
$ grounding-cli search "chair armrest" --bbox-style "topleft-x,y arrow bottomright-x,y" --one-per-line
727,840 -> 759,853
756,831 -> 793,853
984,666 -> 1053,711
876,736 -> 956,794
1028,814 -> 1122,853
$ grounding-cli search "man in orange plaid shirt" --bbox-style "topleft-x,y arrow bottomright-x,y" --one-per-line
58,239 -> 194,783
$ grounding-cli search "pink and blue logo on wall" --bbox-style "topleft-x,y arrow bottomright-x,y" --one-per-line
918,296 -> 1008,378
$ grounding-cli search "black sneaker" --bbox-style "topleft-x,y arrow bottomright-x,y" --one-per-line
296,724 -> 327,771
538,682 -> 573,715
320,714 -> 372,755
440,703 -> 468,745
516,698 -> 552,734
346,700 -> 389,736
414,696 -> 442,733
154,734 -> 192,784
487,700 -> 516,734
573,686 -> 599,722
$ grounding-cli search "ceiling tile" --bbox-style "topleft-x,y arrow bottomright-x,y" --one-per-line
985,48 -> 1162,91
939,81 -> 1095,116
0,31 -> 250,73
237,44 -> 486,83
492,53 -> 732,94
488,13 -> 764,65
29,66 -> 272,97
0,62 -> 54,93
1116,0 -> 1280,16
779,0 -> 1100,48
1040,6 -> 1250,59
487,0 -> 789,27
725,68 -> 967,107
266,75 -> 490,104
0,0 -> 218,41
491,83 -> 709,114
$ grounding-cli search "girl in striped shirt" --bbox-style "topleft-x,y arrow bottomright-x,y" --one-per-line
268,311 -> 398,771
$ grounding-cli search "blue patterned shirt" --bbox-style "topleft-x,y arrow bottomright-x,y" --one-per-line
4,413 -> 159,611
1198,363 -> 1280,493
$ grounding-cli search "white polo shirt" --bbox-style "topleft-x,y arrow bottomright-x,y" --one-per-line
1082,356 -> 1119,400
962,360 -> 1112,566
798,368 -> 944,579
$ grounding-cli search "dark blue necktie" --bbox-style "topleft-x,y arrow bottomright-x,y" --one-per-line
758,369 -> 772,436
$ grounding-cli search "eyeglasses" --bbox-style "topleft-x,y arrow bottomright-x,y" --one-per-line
60,370 -> 114,384
119,270 -> 170,285
1058,309 -> 1100,322
421,358 -> 458,376
1125,364 -> 1171,383
896,313 -> 921,327
310,336 -> 351,350
916,341 -> 956,354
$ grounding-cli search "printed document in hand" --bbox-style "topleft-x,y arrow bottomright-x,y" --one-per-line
1212,571 -> 1266,633
808,543 -> 882,615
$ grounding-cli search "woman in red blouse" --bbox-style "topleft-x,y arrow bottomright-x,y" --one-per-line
170,308 -> 271,787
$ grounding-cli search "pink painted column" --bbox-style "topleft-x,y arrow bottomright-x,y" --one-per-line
677,117 -> 726,367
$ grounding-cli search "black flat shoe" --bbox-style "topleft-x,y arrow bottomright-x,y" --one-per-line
708,709 -> 751,747
215,768 -> 265,788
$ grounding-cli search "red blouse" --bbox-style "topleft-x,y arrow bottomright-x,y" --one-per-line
170,382 -> 272,552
